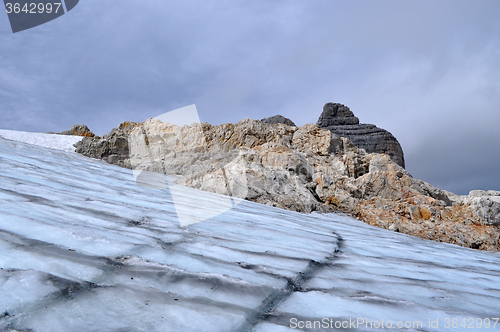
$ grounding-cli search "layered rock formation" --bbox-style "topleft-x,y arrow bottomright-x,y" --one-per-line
317,103 -> 405,168
74,117 -> 499,251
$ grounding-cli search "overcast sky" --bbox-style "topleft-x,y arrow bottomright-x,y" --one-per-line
1,0 -> 499,195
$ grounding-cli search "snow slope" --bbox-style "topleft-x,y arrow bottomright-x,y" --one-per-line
1,135 -> 500,332
0,129 -> 82,153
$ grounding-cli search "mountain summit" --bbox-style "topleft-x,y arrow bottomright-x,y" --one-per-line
317,103 -> 405,168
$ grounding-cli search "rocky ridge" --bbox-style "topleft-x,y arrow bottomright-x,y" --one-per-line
73,112 -> 500,251
53,124 -> 96,138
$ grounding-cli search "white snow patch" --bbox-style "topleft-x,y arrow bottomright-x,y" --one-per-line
0,129 -> 82,152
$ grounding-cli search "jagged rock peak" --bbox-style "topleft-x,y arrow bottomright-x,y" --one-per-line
261,115 -> 296,127
316,103 -> 405,169
59,124 -> 95,138
317,103 -> 360,126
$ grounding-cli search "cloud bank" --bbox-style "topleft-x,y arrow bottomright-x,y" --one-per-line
1,0 -> 499,194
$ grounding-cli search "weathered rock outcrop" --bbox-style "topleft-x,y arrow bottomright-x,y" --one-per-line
58,124 -> 95,138
74,117 -> 499,251
463,190 -> 500,226
316,153 -> 500,250
261,115 -> 296,127
74,121 -> 138,167
317,103 -> 405,168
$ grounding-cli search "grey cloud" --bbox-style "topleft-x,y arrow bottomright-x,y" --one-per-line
1,0 -> 499,194
406,126 -> 500,195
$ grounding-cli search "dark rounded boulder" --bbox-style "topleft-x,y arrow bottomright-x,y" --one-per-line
261,115 -> 296,127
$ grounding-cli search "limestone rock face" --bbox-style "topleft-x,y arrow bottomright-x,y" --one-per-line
261,115 -> 296,127
292,123 -> 341,156
464,190 -> 500,226
317,103 -> 405,168
59,124 -> 95,138
75,116 -> 500,251
125,118 -> 327,213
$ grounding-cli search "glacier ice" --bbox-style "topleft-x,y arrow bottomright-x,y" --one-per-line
0,136 -> 500,332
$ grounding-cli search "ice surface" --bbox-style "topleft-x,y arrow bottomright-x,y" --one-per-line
1,135 -> 500,331
275,214 -> 500,331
